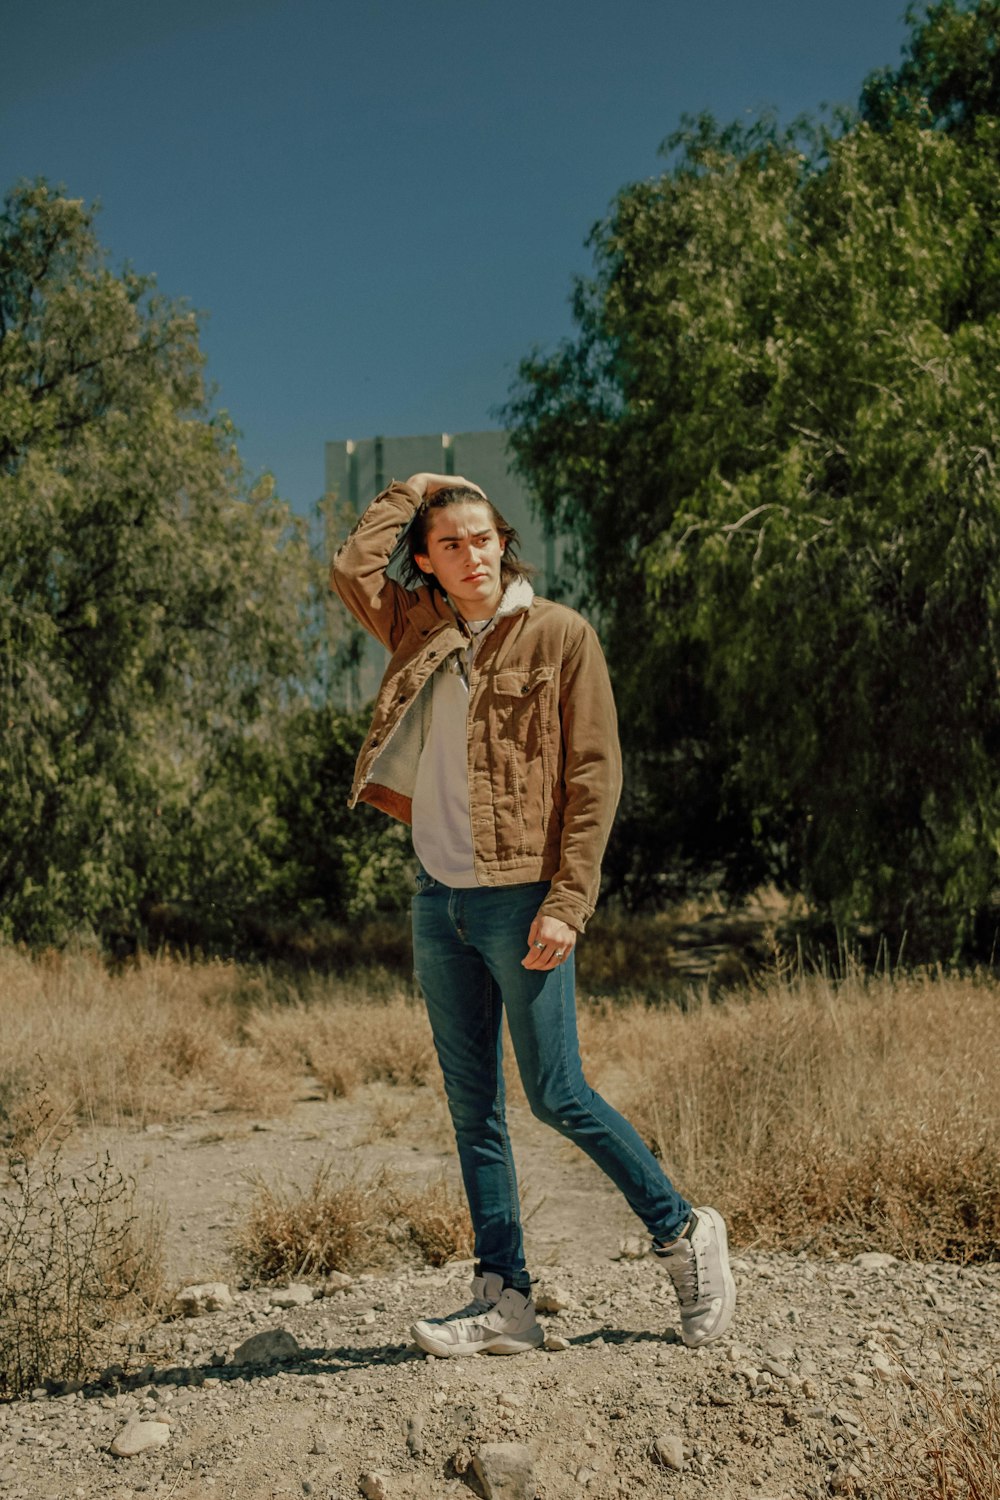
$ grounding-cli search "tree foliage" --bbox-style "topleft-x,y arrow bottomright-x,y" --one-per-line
505,1 -> 1000,952
0,182 -> 406,948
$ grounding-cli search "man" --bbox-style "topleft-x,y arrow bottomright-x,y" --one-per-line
331,471 -> 736,1356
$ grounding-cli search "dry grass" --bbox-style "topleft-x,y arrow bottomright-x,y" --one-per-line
232,1164 -> 396,1282
396,1176 -> 474,1267
859,1360 -> 1000,1499
578,966 -> 1000,1262
0,948 -> 432,1132
244,987 -> 438,1099
232,1165 -> 473,1282
2,941 -> 999,1264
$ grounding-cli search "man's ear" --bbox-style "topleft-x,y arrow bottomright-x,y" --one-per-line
414,552 -> 434,574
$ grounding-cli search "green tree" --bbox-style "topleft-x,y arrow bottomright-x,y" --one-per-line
0,181 -> 316,945
506,2 -> 1000,952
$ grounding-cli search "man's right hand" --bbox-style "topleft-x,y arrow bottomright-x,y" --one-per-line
405,472 -> 486,500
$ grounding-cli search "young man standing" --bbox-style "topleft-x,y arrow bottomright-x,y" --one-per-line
331,471 -> 736,1357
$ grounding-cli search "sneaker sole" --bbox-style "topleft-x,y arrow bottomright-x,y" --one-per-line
411,1322 -> 544,1358
680,1206 -> 737,1348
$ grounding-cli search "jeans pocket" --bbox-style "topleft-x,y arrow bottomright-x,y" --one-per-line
413,864 -> 436,893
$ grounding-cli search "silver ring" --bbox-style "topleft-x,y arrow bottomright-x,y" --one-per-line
533,941 -> 545,950
554,949 -> 565,958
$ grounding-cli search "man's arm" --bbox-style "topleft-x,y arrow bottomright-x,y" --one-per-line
537,620 -> 624,935
330,472 -> 483,650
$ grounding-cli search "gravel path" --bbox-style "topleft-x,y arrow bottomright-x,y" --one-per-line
2,1245 -> 997,1498
3,1091 -> 997,1498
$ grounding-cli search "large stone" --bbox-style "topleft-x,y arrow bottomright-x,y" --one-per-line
533,1283 -> 573,1314
231,1328 -> 301,1366
472,1442 -> 536,1499
174,1282 -> 234,1316
269,1283 -> 315,1308
321,1270 -> 354,1294
109,1420 -> 171,1457
650,1433 -> 685,1471
853,1252 -> 898,1271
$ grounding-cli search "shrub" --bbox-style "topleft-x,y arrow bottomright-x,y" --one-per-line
0,1096 -> 164,1398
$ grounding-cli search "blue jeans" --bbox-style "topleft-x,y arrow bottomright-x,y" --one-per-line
411,872 -> 692,1289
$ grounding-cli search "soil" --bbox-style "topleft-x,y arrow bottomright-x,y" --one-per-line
2,1083 -> 998,1500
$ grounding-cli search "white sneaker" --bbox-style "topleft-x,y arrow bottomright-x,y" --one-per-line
411,1277 -> 543,1358
655,1206 -> 736,1348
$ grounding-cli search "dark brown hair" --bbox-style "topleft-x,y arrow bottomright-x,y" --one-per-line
401,486 -> 535,593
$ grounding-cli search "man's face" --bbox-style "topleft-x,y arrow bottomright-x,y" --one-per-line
415,501 -> 506,620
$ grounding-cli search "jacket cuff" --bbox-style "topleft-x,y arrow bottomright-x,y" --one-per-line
538,889 -> 594,934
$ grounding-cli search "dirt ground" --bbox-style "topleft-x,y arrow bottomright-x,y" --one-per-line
2,1082 -> 998,1500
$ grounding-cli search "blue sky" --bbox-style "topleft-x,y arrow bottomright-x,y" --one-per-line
3,0 -> 912,516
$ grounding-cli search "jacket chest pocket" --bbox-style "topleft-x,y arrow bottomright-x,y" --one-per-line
490,668 -> 558,836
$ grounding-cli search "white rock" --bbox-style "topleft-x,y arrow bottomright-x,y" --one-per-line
534,1283 -> 573,1314
472,1441 -> 536,1499
109,1420 -> 171,1457
853,1252 -> 898,1271
544,1334 -> 570,1352
174,1282 -> 234,1316
359,1472 -> 391,1500
269,1284 -> 314,1308
231,1328 -> 301,1366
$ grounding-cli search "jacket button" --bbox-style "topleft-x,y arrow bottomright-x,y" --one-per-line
397,693 -> 407,703
520,684 -> 530,694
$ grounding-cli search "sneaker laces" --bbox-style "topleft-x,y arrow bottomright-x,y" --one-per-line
661,1240 -> 701,1307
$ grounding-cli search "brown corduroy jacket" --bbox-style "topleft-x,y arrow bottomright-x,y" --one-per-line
329,481 -> 622,932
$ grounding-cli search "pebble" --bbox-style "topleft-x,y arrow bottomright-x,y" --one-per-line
359,1471 -> 391,1500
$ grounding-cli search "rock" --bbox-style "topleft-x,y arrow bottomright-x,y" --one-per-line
761,1357 -> 791,1380
406,1414 -> 423,1457
451,1444 -> 473,1476
871,1350 -> 897,1383
174,1282 -> 234,1316
359,1472 -> 391,1500
650,1434 -> 684,1472
269,1283 -> 314,1308
472,1442 -> 536,1499
544,1333 -> 570,1352
109,1420 -> 171,1457
321,1271 -> 354,1294
533,1283 -> 573,1314
231,1328 -> 301,1367
617,1235 -> 648,1260
853,1252 -> 897,1271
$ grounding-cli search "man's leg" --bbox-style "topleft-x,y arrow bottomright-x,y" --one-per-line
464,881 -> 692,1243
411,874 -> 528,1289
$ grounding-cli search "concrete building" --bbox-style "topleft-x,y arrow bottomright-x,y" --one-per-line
324,430 -> 557,706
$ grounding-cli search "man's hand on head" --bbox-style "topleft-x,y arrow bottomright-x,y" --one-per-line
405,473 -> 486,501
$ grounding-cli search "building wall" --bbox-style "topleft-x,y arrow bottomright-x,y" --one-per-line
324,430 -> 558,706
